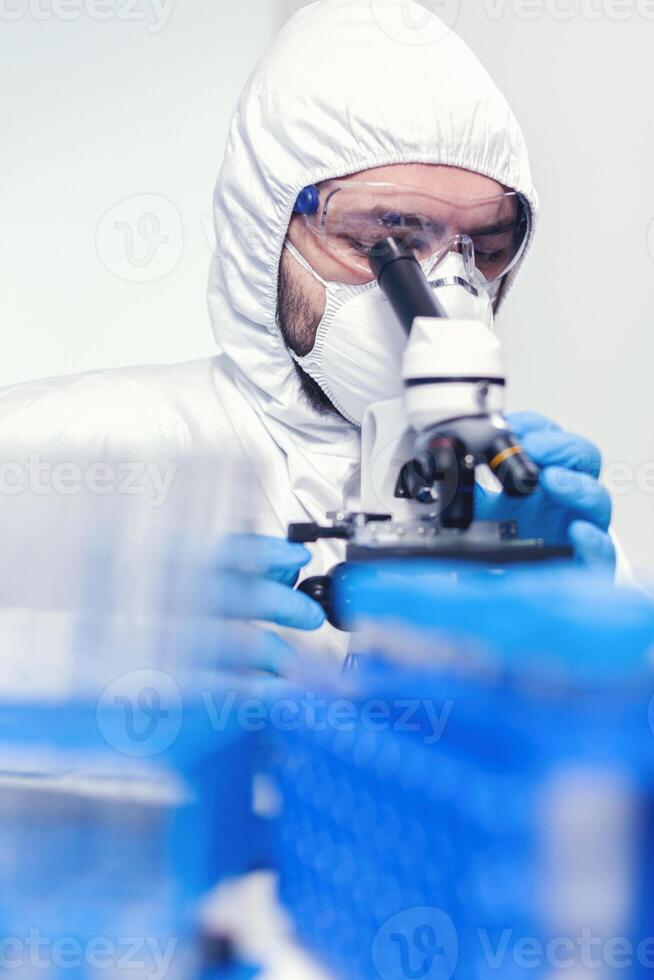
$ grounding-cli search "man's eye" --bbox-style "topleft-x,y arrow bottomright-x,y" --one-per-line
476,250 -> 505,262
404,237 -> 429,253
345,237 -> 372,256
473,239 -> 513,264
345,233 -> 428,257
378,212 -> 403,228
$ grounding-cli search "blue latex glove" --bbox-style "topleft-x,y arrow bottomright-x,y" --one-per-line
177,534 -> 325,676
211,534 -> 325,629
475,412 -> 615,572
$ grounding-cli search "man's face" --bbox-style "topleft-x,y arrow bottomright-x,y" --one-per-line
277,163 -> 514,417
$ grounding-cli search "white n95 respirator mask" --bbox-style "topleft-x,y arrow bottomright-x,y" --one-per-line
284,240 -> 495,426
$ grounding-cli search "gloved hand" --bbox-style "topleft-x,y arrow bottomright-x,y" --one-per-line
176,534 -> 325,676
475,412 -> 615,572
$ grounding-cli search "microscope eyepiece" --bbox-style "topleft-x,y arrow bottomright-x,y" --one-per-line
368,237 -> 447,333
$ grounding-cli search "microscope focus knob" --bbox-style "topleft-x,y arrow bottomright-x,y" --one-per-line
395,450 -> 440,503
297,575 -> 335,625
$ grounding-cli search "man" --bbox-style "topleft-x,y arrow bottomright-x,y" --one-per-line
0,0 -> 617,661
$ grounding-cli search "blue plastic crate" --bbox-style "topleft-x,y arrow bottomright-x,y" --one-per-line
269,565 -> 654,980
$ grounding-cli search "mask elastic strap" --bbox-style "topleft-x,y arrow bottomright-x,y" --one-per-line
283,240 -> 328,288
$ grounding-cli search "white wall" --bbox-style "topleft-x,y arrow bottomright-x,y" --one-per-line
447,2 -> 654,576
0,0 -> 274,384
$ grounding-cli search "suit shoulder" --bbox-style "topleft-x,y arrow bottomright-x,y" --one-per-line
0,361 -> 216,458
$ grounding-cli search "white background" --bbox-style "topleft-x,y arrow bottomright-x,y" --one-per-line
2,0 -> 653,572
1,0 -> 274,381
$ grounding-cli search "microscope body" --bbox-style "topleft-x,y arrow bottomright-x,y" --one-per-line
288,240 -> 572,628
361,316 -> 525,517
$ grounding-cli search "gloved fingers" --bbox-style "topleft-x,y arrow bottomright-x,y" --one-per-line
473,481 -> 494,513
220,623 -> 301,676
568,520 -> 616,574
520,428 -> 602,478
242,626 -> 299,677
250,634 -> 300,677
214,534 -> 312,584
473,479 -> 522,520
187,618 -> 300,677
505,412 -> 562,437
210,572 -> 326,631
540,466 -> 612,531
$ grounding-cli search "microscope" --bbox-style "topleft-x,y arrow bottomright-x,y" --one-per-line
289,238 -> 572,627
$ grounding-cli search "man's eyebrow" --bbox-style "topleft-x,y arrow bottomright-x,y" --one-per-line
466,220 -> 517,236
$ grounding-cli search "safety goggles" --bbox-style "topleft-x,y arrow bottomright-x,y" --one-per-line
293,180 -> 531,286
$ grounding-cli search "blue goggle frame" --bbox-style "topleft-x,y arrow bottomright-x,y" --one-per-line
293,185 -> 320,215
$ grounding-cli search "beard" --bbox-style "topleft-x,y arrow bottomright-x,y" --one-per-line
275,256 -> 344,419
